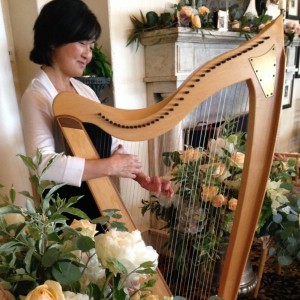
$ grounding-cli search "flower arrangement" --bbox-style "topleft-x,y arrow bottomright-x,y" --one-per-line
127,1 -> 274,49
284,20 -> 300,46
0,149 -> 160,300
141,118 -> 300,273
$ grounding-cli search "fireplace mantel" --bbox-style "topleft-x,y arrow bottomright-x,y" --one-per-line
141,28 -> 248,103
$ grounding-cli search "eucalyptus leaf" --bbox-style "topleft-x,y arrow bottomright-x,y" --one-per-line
278,255 -> 293,266
76,235 -> 95,252
42,247 -> 61,267
52,261 -> 81,285
287,214 -> 298,222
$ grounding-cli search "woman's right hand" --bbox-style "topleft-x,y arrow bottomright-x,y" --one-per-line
82,144 -> 142,181
107,144 -> 142,178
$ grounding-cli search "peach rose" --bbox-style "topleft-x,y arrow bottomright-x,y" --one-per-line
211,194 -> 227,208
70,219 -> 97,238
0,285 -> 15,300
192,15 -> 201,29
179,6 -> 193,26
231,152 -> 245,168
201,185 -> 218,202
228,198 -> 238,211
180,148 -> 202,163
23,280 -> 64,300
198,6 -> 210,15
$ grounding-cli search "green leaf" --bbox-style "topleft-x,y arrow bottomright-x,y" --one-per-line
42,247 -> 60,267
25,199 -> 36,214
9,186 -> 16,203
146,11 -> 159,27
0,206 -> 22,215
52,261 -> 81,285
278,255 -> 293,266
110,258 -> 127,274
76,235 -> 95,252
17,154 -> 37,172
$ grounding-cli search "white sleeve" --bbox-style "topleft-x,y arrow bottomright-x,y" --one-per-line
21,89 -> 85,187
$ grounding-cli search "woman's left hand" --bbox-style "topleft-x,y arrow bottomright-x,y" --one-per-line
136,174 -> 174,198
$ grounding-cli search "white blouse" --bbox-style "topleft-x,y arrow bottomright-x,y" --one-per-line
21,69 -> 110,187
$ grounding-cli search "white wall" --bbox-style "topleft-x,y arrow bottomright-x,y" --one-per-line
0,0 -> 32,206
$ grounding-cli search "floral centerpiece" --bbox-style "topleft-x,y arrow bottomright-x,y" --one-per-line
127,0 -> 300,49
0,150 -> 160,300
141,118 -> 300,277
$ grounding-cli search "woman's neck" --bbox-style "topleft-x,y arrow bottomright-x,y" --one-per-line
42,65 -> 76,93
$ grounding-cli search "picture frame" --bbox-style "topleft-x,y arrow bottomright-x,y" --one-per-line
282,77 -> 294,109
286,0 -> 300,20
295,46 -> 300,78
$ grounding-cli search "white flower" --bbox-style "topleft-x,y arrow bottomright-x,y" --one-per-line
63,291 -> 89,300
266,180 -> 290,214
79,249 -> 106,288
95,229 -> 158,275
208,138 -> 234,157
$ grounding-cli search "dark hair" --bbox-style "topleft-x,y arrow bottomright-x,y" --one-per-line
30,0 -> 101,66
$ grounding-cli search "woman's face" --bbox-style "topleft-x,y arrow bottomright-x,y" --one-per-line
51,41 -> 95,77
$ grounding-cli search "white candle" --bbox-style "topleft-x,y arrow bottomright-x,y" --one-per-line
279,0 -> 287,10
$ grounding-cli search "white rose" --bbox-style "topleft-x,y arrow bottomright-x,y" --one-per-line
95,229 -> 158,275
70,219 -> 98,238
208,138 -> 234,157
63,291 -> 89,300
23,280 -> 64,300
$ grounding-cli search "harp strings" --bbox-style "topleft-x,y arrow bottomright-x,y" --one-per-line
142,82 -> 250,299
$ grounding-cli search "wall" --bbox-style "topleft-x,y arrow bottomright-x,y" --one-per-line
3,0 -> 300,206
0,0 -> 32,206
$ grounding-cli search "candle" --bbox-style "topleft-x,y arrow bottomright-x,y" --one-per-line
279,0 -> 287,10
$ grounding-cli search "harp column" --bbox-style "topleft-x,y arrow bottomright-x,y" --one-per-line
141,28 -> 246,177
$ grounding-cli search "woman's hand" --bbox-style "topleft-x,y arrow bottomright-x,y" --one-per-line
108,145 -> 142,178
83,144 -> 142,180
135,174 -> 174,198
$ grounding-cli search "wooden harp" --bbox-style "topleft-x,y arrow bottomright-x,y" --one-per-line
53,16 -> 285,300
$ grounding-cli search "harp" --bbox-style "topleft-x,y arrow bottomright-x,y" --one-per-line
53,16 -> 285,299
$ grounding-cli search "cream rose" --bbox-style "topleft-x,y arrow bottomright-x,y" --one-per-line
201,185 -> 218,202
228,198 -> 238,211
95,229 -> 159,275
0,285 -> 15,300
63,291 -> 89,300
23,280 -> 64,300
70,219 -> 97,238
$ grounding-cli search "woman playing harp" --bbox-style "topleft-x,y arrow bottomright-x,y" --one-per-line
20,0 -> 173,220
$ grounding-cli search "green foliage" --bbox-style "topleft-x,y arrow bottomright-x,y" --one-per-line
127,10 -> 178,50
0,149 -> 126,298
83,43 -> 112,78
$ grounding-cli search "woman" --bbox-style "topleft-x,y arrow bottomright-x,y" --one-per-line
21,0 -> 173,219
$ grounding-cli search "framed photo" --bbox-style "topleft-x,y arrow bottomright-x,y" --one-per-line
282,77 -> 294,109
295,47 -> 300,78
286,0 -> 300,20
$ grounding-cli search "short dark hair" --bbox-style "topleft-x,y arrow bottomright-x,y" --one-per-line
30,0 -> 101,66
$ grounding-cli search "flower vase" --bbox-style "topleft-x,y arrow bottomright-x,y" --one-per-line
211,243 -> 258,296
176,203 -> 206,234
244,0 -> 258,17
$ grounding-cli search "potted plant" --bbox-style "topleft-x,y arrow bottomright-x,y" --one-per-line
77,43 -> 112,101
